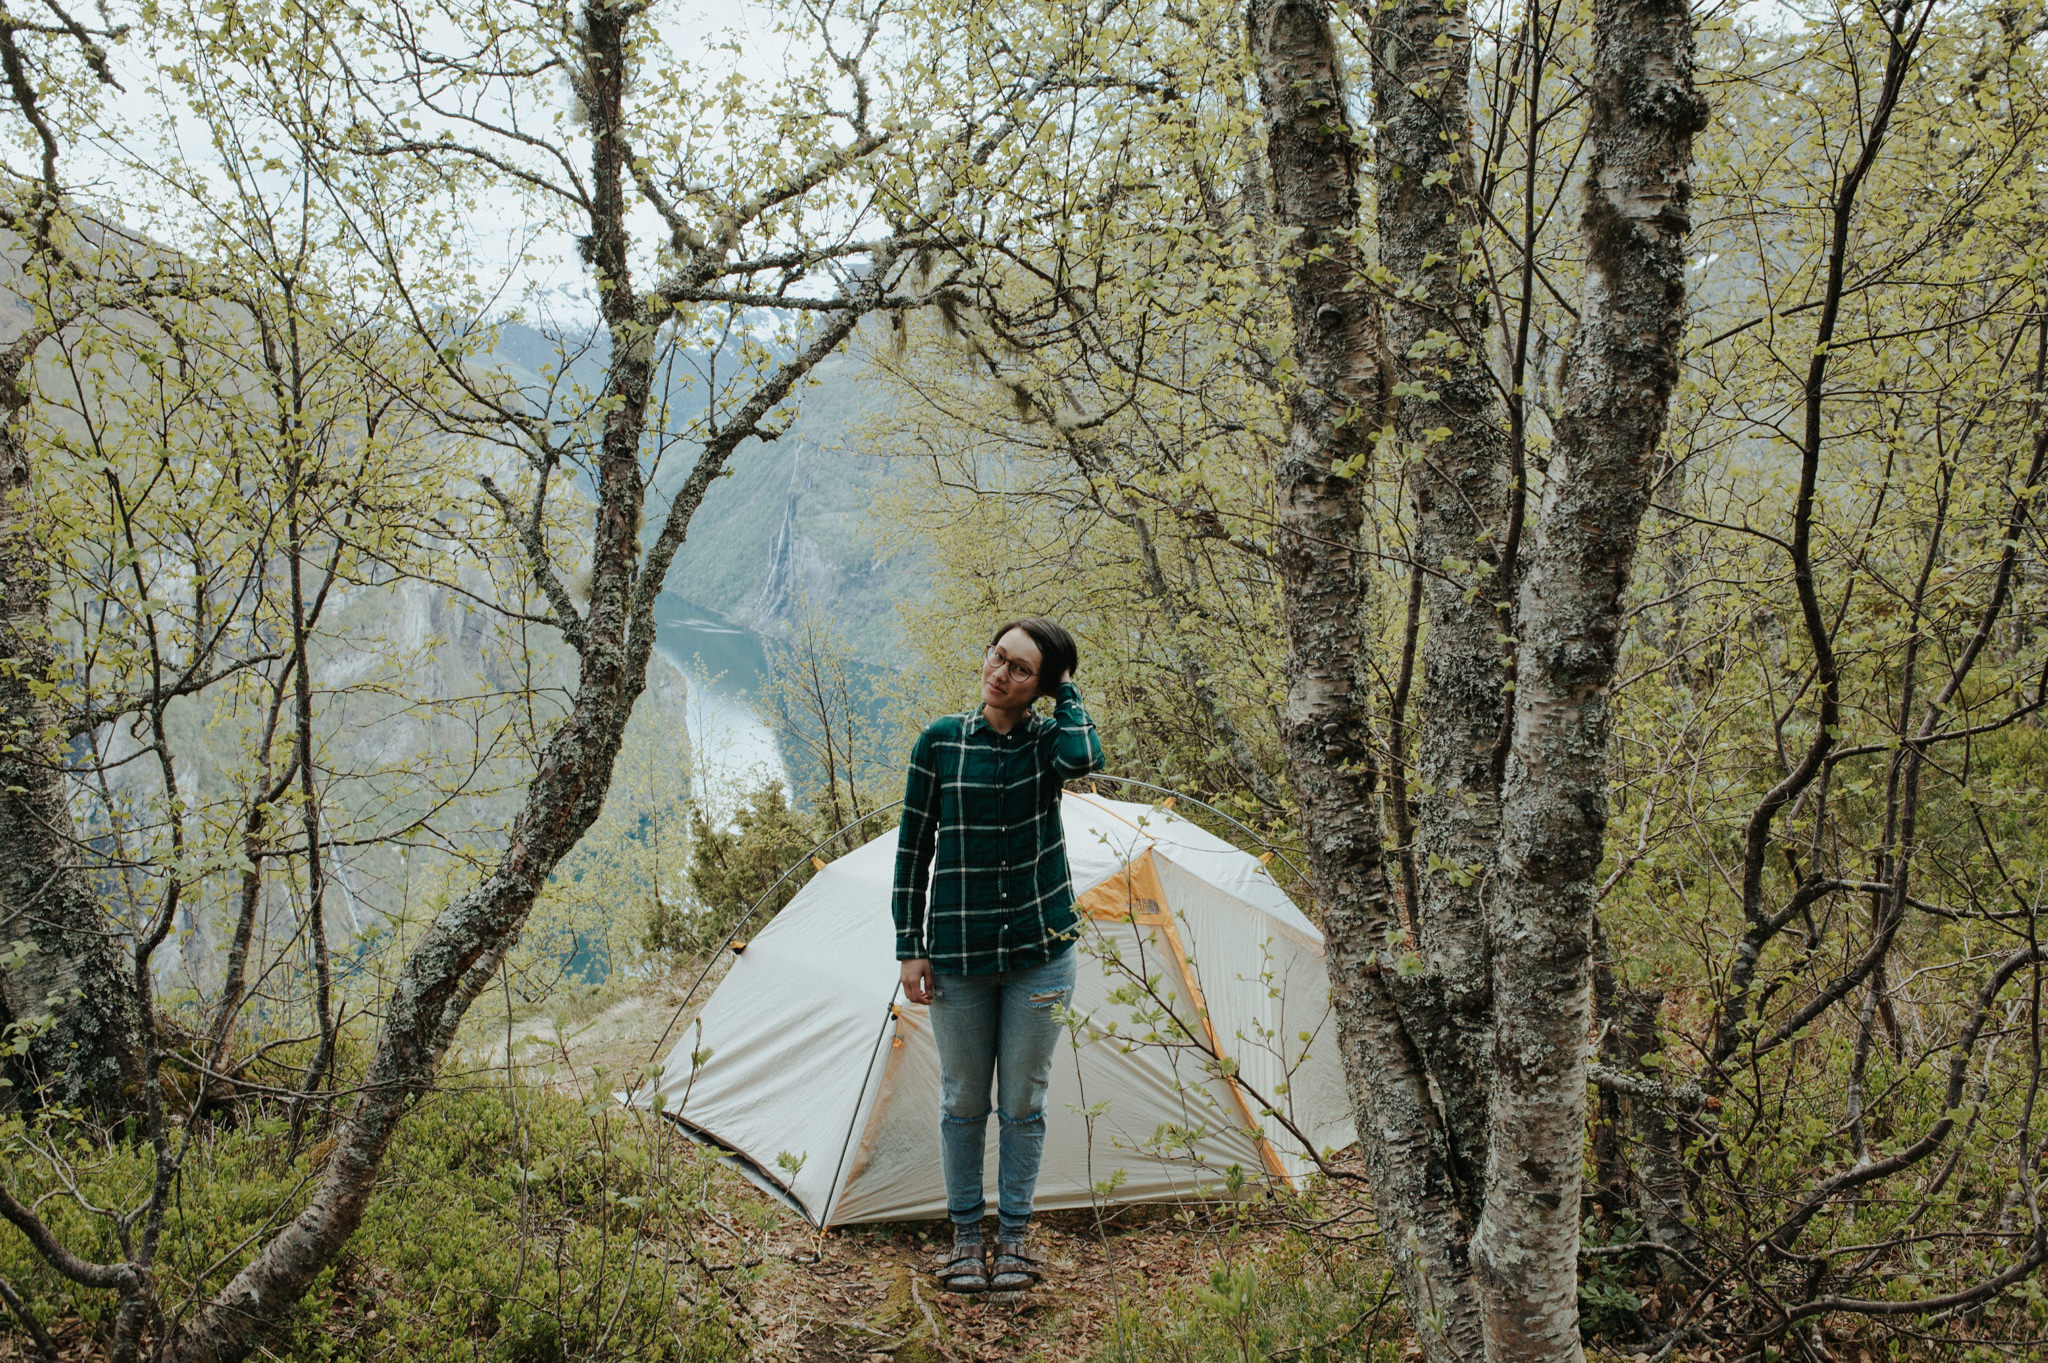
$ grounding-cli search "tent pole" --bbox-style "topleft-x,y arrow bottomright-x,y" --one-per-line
1152,910 -> 1294,1187
818,982 -> 904,1231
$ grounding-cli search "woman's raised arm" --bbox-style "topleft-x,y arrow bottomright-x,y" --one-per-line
1047,677 -> 1103,779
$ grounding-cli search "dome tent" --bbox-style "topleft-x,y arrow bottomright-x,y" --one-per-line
628,790 -> 1356,1227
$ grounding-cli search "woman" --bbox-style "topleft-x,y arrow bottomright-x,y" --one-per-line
892,618 -> 1103,1296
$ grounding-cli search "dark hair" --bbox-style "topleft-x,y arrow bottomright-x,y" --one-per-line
989,617 -> 1079,698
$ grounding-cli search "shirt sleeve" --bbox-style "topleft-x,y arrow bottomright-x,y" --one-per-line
1047,680 -> 1104,779
891,724 -> 940,960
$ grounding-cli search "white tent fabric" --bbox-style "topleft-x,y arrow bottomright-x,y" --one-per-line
629,792 -> 1356,1226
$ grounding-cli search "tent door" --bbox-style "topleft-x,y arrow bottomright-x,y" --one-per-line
818,986 -> 903,1228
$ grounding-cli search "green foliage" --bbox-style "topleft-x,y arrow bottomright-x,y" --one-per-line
1086,1232 -> 1401,1363
1569,8 -> 2048,1340
868,0 -> 2048,1347
859,0 -> 1298,846
1575,1215 -> 1644,1339
0,1083 -> 749,1361
641,780 -> 818,958
4,0 -> 2046,1354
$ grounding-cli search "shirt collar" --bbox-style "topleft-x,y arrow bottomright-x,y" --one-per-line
965,704 -> 1053,739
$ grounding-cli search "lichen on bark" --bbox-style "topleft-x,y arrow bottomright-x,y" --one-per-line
1473,0 -> 1707,1356
1254,0 -> 1707,1357
1250,3 -> 1487,1359
0,334 -> 143,1117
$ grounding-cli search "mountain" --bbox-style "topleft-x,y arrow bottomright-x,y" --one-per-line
487,322 -> 925,662
0,263 -> 702,961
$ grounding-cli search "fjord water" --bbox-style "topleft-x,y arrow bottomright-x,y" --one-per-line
653,591 -> 788,802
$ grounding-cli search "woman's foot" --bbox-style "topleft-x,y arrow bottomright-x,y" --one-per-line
938,1230 -> 988,1295
987,1232 -> 1043,1296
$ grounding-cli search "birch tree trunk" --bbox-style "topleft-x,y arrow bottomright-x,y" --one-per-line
0,331 -> 142,1116
165,5 -> 889,1354
0,18 -> 145,1115
1366,0 -> 1515,1206
1250,4 -> 1486,1359
1475,0 -> 1706,1355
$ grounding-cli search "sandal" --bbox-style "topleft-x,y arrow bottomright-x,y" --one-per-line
988,1235 -> 1044,1293
938,1240 -> 988,1295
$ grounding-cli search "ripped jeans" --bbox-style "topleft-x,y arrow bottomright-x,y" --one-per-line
929,944 -> 1077,1234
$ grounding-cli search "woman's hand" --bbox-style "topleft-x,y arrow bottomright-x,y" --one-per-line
899,958 -> 934,1005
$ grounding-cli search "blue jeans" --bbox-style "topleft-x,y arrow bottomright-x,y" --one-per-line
930,945 -> 1077,1234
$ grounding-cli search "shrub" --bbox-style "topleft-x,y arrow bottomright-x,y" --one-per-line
1085,1230 -> 1402,1363
643,781 -> 819,958
0,1082 -> 752,1361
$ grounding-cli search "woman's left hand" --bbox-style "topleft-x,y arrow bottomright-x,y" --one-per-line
899,958 -> 934,1006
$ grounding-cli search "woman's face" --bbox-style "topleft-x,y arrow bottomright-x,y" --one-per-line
981,627 -> 1045,710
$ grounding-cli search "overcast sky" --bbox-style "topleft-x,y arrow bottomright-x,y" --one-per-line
67,0 -> 806,321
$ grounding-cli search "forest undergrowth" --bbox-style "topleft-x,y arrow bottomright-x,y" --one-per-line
0,967 -> 1420,1363
11,951 -> 2039,1362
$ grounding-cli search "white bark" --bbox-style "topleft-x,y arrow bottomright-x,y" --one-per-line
1251,4 -> 1487,1359
1474,0 -> 1706,1356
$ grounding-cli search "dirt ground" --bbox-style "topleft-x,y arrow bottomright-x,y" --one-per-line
722,1201 -> 1344,1363
717,1201 -> 1704,1363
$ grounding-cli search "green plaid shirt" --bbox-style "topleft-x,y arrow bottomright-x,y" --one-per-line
892,682 -> 1104,975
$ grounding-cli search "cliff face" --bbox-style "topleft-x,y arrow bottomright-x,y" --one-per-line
77,552 -> 696,988
490,324 -> 923,661
658,352 -> 926,659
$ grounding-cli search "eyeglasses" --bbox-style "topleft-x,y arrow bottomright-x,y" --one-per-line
984,645 -> 1038,684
